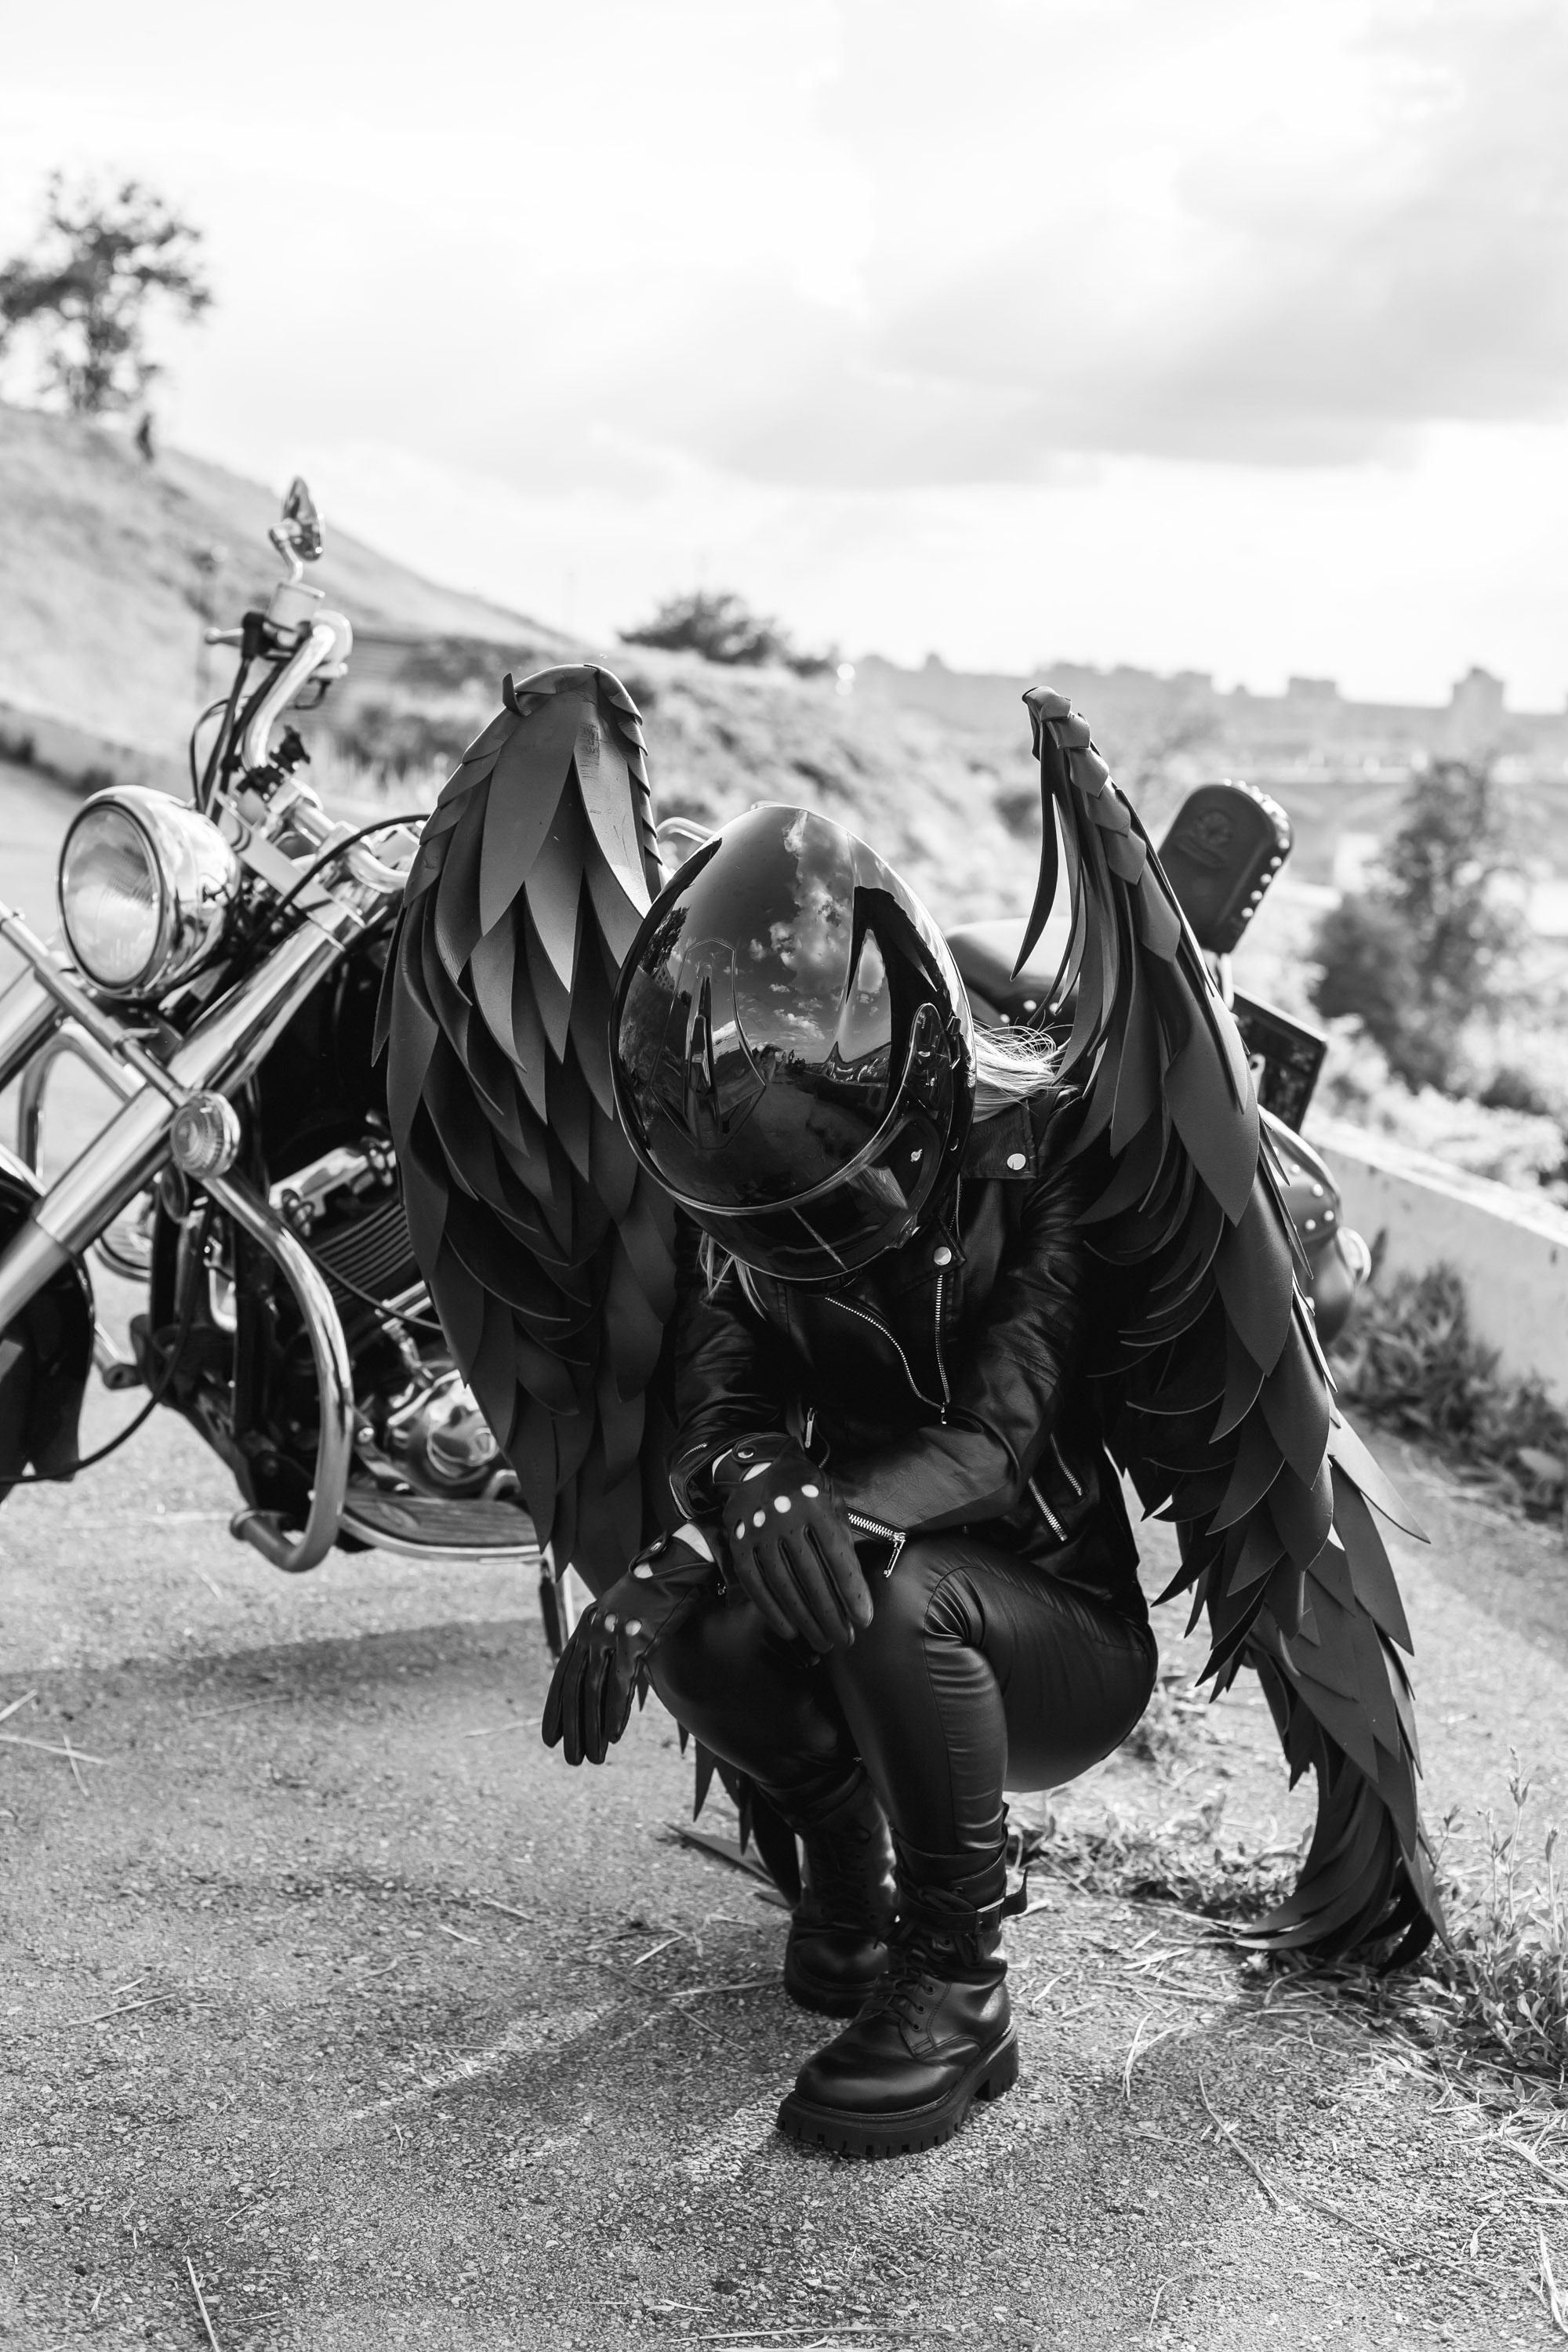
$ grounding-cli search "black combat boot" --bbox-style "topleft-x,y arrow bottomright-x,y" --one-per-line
776,1772 -> 898,2017
777,1843 -> 1017,2157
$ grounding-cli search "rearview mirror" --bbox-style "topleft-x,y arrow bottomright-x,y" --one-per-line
269,477 -> 325,575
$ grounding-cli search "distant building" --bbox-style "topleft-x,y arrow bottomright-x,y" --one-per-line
1448,666 -> 1506,749
851,648 -> 1568,882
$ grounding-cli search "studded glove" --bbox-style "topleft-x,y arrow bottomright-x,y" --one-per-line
541,1529 -> 717,1767
710,1433 -> 873,1653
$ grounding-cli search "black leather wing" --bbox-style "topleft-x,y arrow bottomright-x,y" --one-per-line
1018,688 -> 1443,1960
374,664 -> 677,1595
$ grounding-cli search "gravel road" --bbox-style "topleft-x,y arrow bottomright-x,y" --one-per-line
3,761 -> 1566,2350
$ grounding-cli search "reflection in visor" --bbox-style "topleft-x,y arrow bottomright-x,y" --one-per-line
690,1106 -> 949,1283
656,1003 -> 952,1216
610,801 -> 977,1279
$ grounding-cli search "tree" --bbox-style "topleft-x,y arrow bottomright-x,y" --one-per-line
1379,758 -> 1515,1022
1309,758 -> 1518,1092
0,173 -> 212,419
621,589 -> 833,676
1310,895 -> 1443,1088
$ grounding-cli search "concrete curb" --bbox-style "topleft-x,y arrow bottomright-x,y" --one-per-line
1308,1110 -> 1568,1406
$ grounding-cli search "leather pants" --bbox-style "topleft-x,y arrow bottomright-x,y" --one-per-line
651,1531 -> 1158,1860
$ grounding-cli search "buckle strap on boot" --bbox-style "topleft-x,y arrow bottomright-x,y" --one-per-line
887,1838 -> 1010,1986
896,1881 -> 1008,1940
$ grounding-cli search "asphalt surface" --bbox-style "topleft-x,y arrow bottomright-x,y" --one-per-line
4,762 -> 1568,2350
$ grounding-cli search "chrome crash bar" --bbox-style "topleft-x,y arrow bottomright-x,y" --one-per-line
0,900 -> 368,1573
207,1169 -> 356,1574
15,1019 -> 138,1174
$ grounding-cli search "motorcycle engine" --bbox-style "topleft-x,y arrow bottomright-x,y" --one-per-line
275,1136 -> 418,1304
274,1140 -> 511,1502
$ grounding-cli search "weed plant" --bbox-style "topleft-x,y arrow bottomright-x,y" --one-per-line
1425,1767 -> 1568,2087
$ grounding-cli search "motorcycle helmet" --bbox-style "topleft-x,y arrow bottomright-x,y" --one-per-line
611,804 -> 975,1283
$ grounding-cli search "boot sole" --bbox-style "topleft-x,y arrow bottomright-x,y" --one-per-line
775,2027 -> 1019,2158
782,1952 -> 887,2019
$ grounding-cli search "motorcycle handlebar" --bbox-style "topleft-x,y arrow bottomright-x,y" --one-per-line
239,613 -> 354,777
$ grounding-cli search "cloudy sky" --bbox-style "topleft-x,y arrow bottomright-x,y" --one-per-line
5,0 -> 1568,703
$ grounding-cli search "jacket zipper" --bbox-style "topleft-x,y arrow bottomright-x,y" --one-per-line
824,1295 -> 943,1410
1028,1475 -> 1067,1543
1049,1432 -> 1083,1497
845,1511 -> 908,1576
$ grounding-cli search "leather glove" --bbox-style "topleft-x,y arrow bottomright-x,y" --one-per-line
541,1530 -> 716,1767
710,1433 -> 873,1652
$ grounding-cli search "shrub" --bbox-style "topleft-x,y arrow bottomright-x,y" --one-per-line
331,702 -> 474,778
995,785 -> 1041,837
1331,1262 -> 1568,1516
621,590 -> 833,676
1311,895 -> 1442,1087
1309,758 -> 1519,1093
1480,1064 -> 1555,1116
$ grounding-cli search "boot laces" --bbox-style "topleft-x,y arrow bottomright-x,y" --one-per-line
858,1925 -> 956,2028
802,1820 -> 887,1925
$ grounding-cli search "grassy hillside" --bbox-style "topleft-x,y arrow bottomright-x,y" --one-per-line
5,403 -> 1564,1186
0,401 -> 569,763
323,641 -> 1044,930
0,401 -> 1048,928
4,399 -> 1539,931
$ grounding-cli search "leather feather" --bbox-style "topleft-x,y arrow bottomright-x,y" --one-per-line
378,666 -> 675,1592
1021,684 -> 1443,1958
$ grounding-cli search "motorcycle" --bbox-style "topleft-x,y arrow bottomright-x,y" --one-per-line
0,481 -> 541,1580
0,479 -> 1363,1617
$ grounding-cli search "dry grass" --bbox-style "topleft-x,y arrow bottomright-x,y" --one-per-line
1025,1751 -> 1568,2098
1120,1667 -> 1214,1776
1014,1794 -> 1302,1924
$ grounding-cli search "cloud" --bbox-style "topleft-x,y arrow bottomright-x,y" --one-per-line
10,0 -> 1566,497
613,0 -> 1568,483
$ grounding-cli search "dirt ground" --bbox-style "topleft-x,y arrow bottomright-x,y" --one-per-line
4,1399 -> 1568,2352
5,760 -> 1568,2350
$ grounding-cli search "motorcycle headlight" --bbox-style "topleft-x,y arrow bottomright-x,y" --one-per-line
59,788 -> 240,998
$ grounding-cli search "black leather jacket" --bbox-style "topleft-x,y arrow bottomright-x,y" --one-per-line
668,1086 -> 1145,1622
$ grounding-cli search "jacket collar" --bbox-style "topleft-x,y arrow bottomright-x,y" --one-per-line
962,1101 -> 1039,1181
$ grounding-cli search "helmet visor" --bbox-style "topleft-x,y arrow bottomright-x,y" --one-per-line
691,1102 -> 952,1281
679,1005 -> 958,1279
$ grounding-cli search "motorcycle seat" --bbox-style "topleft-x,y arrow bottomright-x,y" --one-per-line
945,910 -> 1071,1029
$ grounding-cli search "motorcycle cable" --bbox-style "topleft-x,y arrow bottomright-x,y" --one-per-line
188,699 -> 230,797
305,1258 -> 445,1340
197,632 -> 260,812
2,1203 -> 213,1486
249,814 -> 426,948
202,622 -> 303,813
